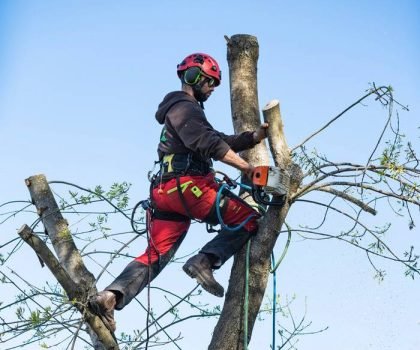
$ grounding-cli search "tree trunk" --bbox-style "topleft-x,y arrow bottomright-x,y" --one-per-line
226,34 -> 270,167
209,34 -> 302,350
20,174 -> 119,350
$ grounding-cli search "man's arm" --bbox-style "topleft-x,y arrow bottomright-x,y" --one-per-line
217,123 -> 269,152
220,149 -> 254,179
219,123 -> 269,178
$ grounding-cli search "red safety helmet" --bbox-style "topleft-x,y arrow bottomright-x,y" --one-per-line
177,53 -> 221,86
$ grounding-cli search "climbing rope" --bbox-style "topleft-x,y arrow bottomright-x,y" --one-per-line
242,224 -> 292,350
271,252 -> 277,350
270,224 -> 292,349
215,183 -> 256,232
271,224 -> 292,273
244,240 -> 251,349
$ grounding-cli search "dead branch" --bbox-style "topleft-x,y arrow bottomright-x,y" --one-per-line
20,174 -> 120,350
314,187 -> 377,215
18,225 -> 79,293
296,181 -> 419,206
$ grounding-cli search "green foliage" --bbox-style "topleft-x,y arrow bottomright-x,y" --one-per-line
30,310 -> 41,326
199,304 -> 221,317
106,182 -> 130,209
89,214 -> 111,236
379,135 -> 404,169
379,136 -> 419,203
404,246 -> 419,280
292,146 -> 325,178
373,269 -> 387,283
405,262 -> 419,279
59,181 -> 131,211
15,306 -> 25,320
55,181 -> 134,238
291,123 -> 419,283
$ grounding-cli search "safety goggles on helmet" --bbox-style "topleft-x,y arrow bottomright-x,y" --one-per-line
182,67 -> 217,88
204,76 -> 216,87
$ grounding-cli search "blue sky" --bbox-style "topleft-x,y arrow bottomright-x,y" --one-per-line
1,1 -> 419,349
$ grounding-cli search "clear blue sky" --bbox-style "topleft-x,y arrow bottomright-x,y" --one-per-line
1,1 -> 419,349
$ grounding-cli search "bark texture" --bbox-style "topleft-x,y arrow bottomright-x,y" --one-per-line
25,175 -> 95,285
209,35 -> 302,350
226,34 -> 269,167
20,174 -> 119,350
263,100 -> 290,168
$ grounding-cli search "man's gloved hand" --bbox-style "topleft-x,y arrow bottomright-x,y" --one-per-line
253,123 -> 269,143
243,164 -> 255,180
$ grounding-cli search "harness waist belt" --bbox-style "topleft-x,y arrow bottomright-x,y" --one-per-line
153,209 -> 189,222
161,153 -> 212,176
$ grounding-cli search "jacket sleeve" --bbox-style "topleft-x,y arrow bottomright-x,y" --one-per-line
216,130 -> 258,152
167,102 -> 231,160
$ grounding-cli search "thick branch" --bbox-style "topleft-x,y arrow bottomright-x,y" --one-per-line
18,224 -> 79,293
299,181 -> 419,206
25,174 -> 96,286
300,164 -> 419,191
262,100 -> 290,168
17,224 -> 119,349
23,174 -> 118,350
314,187 -> 377,215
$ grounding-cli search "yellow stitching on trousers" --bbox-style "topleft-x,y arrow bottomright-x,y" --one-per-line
166,180 -> 193,194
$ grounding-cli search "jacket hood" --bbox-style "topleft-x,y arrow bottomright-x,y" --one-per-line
155,91 -> 196,124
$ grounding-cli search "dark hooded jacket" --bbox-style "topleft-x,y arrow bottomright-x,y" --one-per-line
155,91 -> 257,162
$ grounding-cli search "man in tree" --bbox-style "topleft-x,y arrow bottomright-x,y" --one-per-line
89,52 -> 268,332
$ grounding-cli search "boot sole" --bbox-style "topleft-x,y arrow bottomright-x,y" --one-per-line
183,264 -> 224,297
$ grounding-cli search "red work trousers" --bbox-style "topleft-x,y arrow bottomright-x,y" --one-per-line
135,173 -> 260,267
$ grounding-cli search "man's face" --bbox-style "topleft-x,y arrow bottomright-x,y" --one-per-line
194,76 -> 216,102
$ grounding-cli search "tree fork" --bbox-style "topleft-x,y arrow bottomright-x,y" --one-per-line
20,174 -> 119,350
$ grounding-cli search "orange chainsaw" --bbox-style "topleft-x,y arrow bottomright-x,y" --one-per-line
251,166 -> 290,206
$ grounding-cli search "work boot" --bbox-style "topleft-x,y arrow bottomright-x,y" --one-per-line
89,290 -> 117,332
182,253 -> 224,297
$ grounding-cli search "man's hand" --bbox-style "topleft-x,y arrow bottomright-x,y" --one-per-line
253,123 -> 269,143
243,164 -> 255,180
